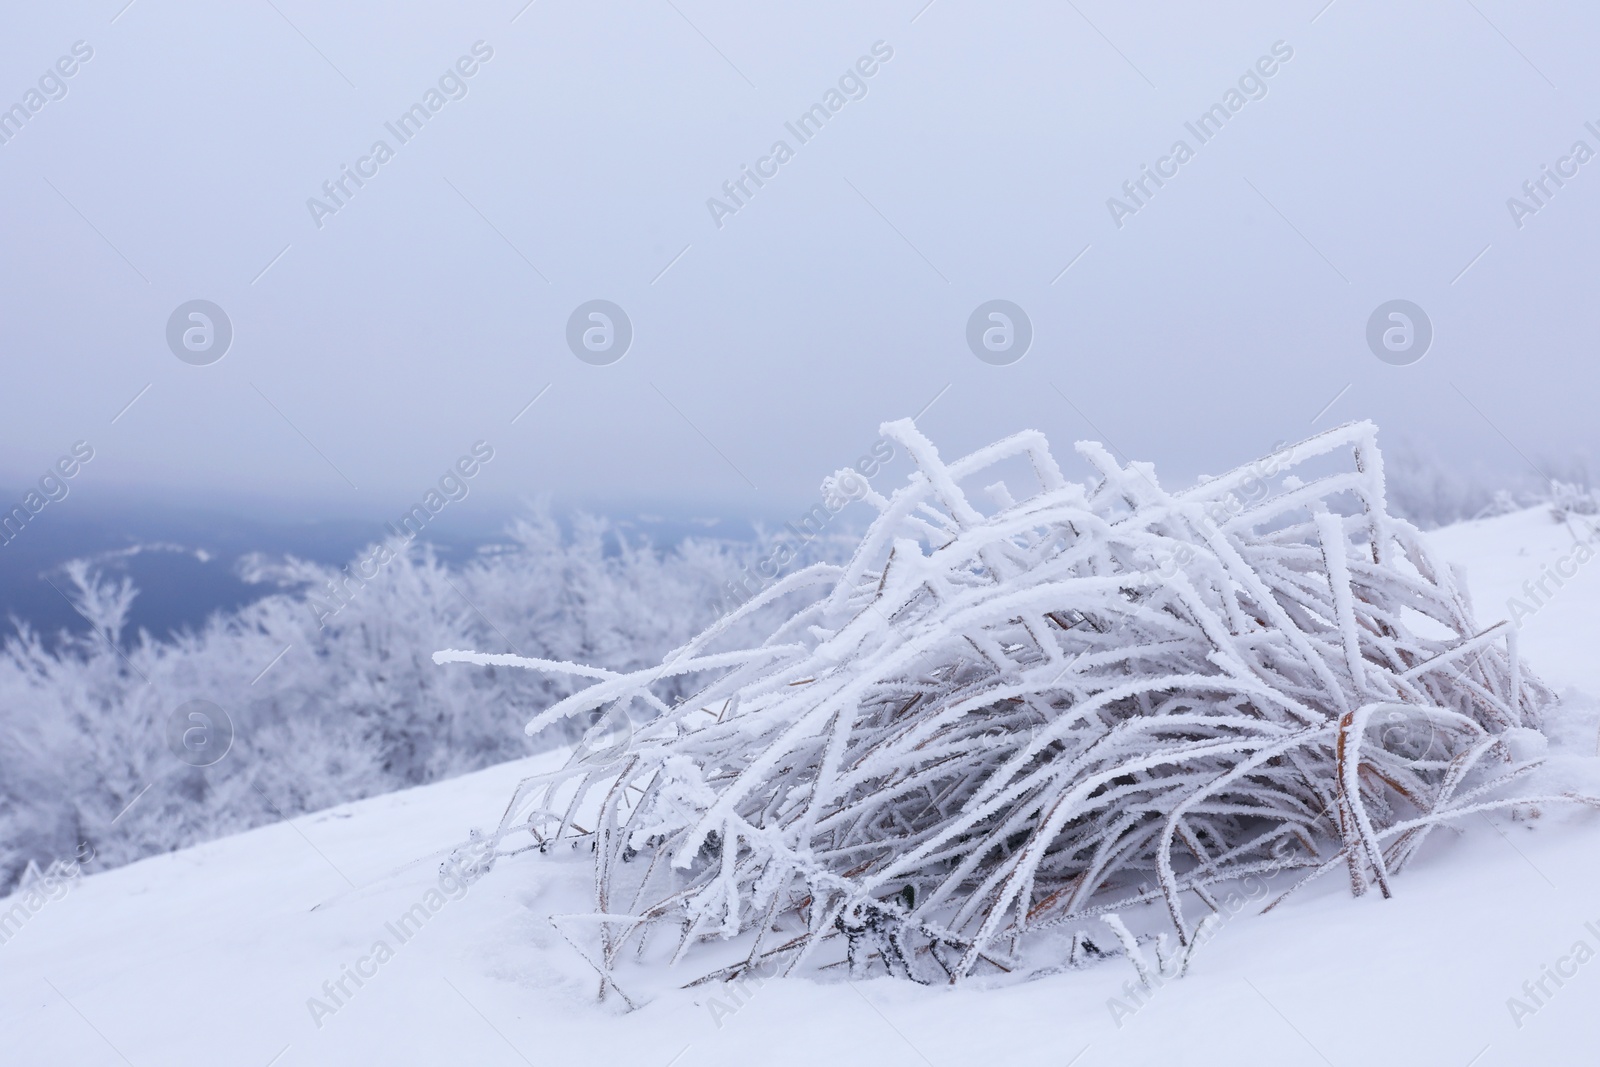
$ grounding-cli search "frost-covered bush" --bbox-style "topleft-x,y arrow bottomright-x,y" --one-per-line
440,420 -> 1578,990
1547,480 -> 1600,523
0,511 -> 774,889
1385,443 -> 1597,529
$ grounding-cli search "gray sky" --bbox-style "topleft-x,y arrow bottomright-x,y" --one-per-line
2,0 -> 1596,523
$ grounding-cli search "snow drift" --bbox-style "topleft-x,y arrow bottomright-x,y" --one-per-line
436,420 -> 1580,992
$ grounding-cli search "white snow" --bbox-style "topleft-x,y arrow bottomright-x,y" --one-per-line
1429,507 -> 1600,696
3,506 -> 1598,1066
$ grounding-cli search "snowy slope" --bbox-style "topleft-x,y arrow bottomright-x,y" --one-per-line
1429,507 -> 1600,697
4,508 -> 1598,1067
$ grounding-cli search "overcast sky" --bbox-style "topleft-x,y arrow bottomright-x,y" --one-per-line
2,0 -> 1596,525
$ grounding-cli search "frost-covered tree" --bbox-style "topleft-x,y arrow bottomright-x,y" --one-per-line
0,510 -> 771,889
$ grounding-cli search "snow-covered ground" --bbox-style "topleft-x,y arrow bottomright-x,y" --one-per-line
5,507 -> 1599,1066
1430,507 -> 1600,698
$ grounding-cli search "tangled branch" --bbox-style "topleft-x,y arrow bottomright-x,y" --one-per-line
437,419 -> 1572,990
